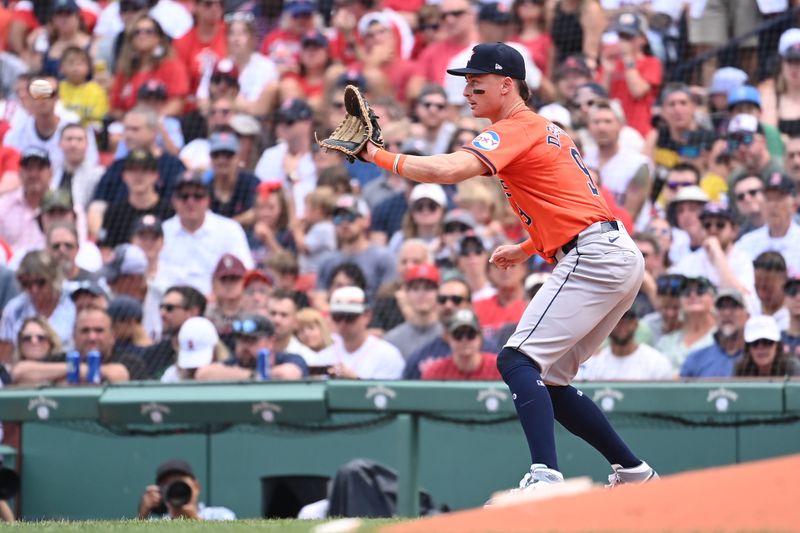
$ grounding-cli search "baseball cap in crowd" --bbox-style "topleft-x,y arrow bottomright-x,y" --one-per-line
69,279 -> 107,301
710,67 -> 748,96
21,146 -> 50,166
443,209 -> 477,232
477,2 -> 511,24
727,113 -> 762,135
243,269 -> 273,289
727,85 -> 761,110
40,189 -> 73,214
524,272 -> 550,292
357,12 -> 391,37
175,170 -> 209,191
333,194 -> 369,219
284,0 -> 316,16
301,29 -> 328,48
156,459 -> 195,485
208,131 -> 240,155
53,0 -> 79,14
336,70 -> 368,91
405,263 -> 440,285
108,295 -> 143,323
699,203 -> 735,222
119,0 -> 148,11
330,286 -> 368,314
177,317 -> 219,369
779,28 -> 800,60
132,214 -> 163,237
211,58 -> 240,84
123,149 -> 158,171
743,315 -> 781,343
102,244 -> 148,283
459,234 -> 485,256
574,82 -> 607,106
213,253 -> 246,279
137,80 -> 168,101
447,308 -> 481,334
555,55 -> 591,80
232,313 -> 274,338
276,98 -> 313,123
230,113 -> 261,137
668,185 -> 709,205
537,103 -> 572,129
612,11 -> 647,37
714,288 -> 745,309
764,172 -> 796,195
447,42 -> 526,81
409,183 -> 447,208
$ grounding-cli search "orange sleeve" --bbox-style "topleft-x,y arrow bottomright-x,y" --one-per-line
460,121 -> 533,176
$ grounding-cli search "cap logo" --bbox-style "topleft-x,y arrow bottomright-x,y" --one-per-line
495,63 -> 503,70
620,13 -> 635,24
224,257 -> 233,268
771,173 -> 780,185
187,340 -> 194,350
472,131 -> 500,151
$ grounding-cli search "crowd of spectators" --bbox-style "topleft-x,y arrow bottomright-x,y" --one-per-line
1,0 -> 800,393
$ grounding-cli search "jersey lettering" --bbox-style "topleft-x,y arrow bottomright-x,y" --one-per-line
570,147 -> 600,196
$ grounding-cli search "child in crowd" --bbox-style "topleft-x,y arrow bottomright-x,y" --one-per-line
294,186 -> 336,275
58,46 -> 108,132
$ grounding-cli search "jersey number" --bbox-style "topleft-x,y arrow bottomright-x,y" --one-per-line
571,147 -> 600,197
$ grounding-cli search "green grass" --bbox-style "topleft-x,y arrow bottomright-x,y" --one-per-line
3,518 -> 405,532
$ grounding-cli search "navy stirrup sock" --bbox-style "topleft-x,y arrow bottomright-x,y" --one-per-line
547,384 -> 639,468
496,348 -> 559,470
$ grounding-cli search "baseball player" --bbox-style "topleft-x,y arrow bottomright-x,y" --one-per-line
361,43 -> 658,491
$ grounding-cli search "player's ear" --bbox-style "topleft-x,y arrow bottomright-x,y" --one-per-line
500,76 -> 513,95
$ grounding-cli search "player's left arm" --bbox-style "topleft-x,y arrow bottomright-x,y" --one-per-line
364,142 -> 487,185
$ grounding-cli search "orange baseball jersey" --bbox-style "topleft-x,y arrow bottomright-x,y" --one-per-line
461,107 -> 615,259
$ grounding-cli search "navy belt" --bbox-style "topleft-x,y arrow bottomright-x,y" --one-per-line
560,221 -> 619,256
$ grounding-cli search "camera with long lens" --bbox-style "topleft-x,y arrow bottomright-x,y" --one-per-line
160,480 -> 192,508
0,467 -> 20,501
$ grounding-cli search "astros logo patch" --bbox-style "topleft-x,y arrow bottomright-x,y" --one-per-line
472,131 -> 500,151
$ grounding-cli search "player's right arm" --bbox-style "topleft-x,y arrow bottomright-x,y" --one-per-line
363,142 -> 487,185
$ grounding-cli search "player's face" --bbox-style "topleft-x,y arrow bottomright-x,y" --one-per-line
463,74 -> 501,119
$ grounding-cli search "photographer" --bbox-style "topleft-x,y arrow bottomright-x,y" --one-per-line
137,459 -> 234,521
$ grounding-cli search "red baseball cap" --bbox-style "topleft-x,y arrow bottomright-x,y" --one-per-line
404,264 -> 440,285
243,269 -> 273,288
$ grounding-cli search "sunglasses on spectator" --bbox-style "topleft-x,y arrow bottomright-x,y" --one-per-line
702,219 -> 728,231
727,132 -> 754,150
176,191 -> 208,202
577,98 -> 596,108
460,245 -> 484,257
413,199 -> 440,213
419,23 -> 439,31
665,181 -> 693,191
211,151 -> 236,159
133,27 -> 158,36
407,279 -> 438,292
443,222 -> 471,234
785,283 -> 800,297
333,211 -> 359,225
440,9 -> 467,21
211,74 -> 238,86
747,339 -> 776,349
331,313 -> 360,324
232,318 -> 264,335
18,278 -> 47,290
680,278 -> 713,296
50,241 -> 77,251
159,303 -> 186,312
451,327 -> 478,341
736,188 -> 763,201
656,275 -> 684,296
420,101 -> 446,111
331,101 -> 345,109
218,275 -> 243,284
21,334 -> 48,344
437,294 -> 466,305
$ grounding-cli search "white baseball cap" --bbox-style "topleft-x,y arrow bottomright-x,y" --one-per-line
409,183 -> 447,208
524,272 -> 550,292
778,28 -> 800,59
537,103 -> 572,129
743,315 -> 781,344
329,286 -> 367,314
727,114 -> 760,134
177,317 -> 219,369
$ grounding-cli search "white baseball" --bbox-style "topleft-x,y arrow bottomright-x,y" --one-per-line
29,79 -> 54,100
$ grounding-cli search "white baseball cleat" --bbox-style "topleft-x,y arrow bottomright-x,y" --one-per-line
484,464 -> 566,507
606,461 -> 659,487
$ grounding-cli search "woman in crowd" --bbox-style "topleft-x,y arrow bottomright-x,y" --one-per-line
510,0 -> 552,78
295,308 -> 333,353
761,29 -> 800,137
110,15 -> 189,117
734,316 -> 800,377
279,30 -> 331,111
28,0 -> 92,76
251,182 -> 296,266
656,276 -> 716,370
13,317 -> 62,363
549,0 -> 605,66
388,184 -> 447,255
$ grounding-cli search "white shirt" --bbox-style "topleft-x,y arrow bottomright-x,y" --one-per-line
444,41 -> 541,106
576,343 -> 675,381
157,211 -> 254,295
668,227 -> 692,266
583,146 -> 653,230
5,114 -> 99,172
315,335 -> 405,379
196,53 -> 279,103
671,244 -> 756,295
736,222 -> 800,276
94,0 -> 193,39
52,158 -> 105,210
179,138 -> 211,172
254,143 -> 316,217
285,335 -> 317,364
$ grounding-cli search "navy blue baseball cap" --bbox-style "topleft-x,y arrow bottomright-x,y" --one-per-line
447,42 -> 526,81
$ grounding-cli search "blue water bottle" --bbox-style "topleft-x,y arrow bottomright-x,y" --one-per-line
256,349 -> 271,381
86,350 -> 101,384
66,350 -> 81,384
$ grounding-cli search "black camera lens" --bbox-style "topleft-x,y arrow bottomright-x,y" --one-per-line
162,480 -> 192,507
0,468 -> 20,500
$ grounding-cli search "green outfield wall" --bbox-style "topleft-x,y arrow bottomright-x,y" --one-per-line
1,379 -> 799,519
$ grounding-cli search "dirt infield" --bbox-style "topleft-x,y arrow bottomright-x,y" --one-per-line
384,454 -> 800,533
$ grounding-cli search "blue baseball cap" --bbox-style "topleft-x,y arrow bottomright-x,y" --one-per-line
447,42 -> 526,81
208,131 -> 240,154
727,85 -> 761,110
285,0 -> 316,16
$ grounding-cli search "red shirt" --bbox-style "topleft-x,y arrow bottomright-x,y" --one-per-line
259,28 -> 302,71
598,55 -> 662,137
510,33 -> 552,77
110,58 -> 190,113
414,39 -> 469,85
421,353 -> 501,380
0,146 -> 20,178
474,294 -> 526,341
173,22 -> 228,96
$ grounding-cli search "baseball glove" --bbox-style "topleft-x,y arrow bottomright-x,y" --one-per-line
316,85 -> 384,162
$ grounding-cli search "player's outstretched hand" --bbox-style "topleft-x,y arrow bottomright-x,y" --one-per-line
489,244 -> 528,270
